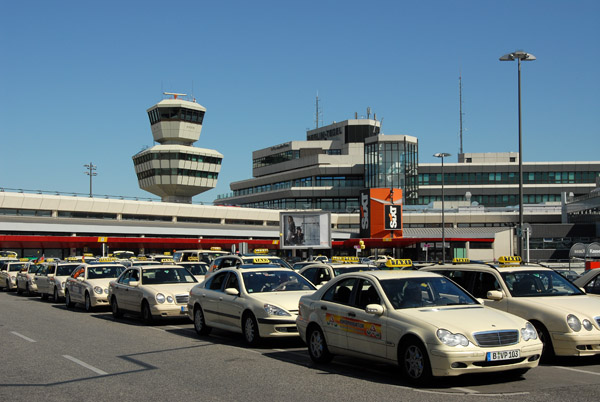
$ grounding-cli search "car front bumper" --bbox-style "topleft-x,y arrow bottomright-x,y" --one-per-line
428,342 -> 543,377
551,331 -> 600,356
150,303 -> 191,319
257,316 -> 299,338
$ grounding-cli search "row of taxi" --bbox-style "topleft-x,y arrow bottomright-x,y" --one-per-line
3,252 -> 600,386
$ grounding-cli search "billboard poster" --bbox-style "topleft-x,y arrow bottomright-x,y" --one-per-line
359,190 -> 371,238
280,212 -> 331,249
359,188 -> 403,239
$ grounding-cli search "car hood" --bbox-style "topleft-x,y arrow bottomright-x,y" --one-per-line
250,291 -> 316,311
397,305 -> 527,335
85,278 -> 116,288
510,295 -> 600,318
143,282 -> 196,295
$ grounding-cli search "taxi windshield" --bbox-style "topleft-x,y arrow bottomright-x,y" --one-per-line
502,270 -> 584,297
179,263 -> 208,275
8,263 -> 27,272
142,268 -> 197,284
380,277 -> 478,309
57,264 -> 80,276
242,271 -> 315,293
87,266 -> 124,279
332,265 -> 378,276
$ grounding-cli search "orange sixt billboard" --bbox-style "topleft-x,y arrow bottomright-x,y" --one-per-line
359,188 -> 403,239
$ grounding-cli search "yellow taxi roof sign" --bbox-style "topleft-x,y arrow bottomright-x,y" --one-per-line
498,256 -> 522,266
210,247 -> 222,251
160,258 -> 175,263
187,256 -> 199,261
331,256 -> 360,264
385,259 -> 412,268
253,249 -> 269,255
452,258 -> 470,264
252,257 -> 271,264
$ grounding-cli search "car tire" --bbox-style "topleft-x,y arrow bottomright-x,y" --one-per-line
25,283 -> 30,296
65,290 -> 74,308
400,338 -> 432,385
533,322 -> 555,362
84,292 -> 92,312
3,280 -> 9,291
193,306 -> 211,336
243,313 -> 261,346
111,297 -> 123,319
141,301 -> 153,324
307,325 -> 333,364
41,292 -> 48,300
53,287 -> 60,302
17,286 -> 23,295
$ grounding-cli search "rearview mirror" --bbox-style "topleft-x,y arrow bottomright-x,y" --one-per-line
487,290 -> 504,301
365,304 -> 384,315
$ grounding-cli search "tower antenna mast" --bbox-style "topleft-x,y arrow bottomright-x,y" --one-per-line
315,92 -> 322,129
459,71 -> 464,156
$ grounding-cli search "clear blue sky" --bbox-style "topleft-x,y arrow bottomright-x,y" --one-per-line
1,0 -> 598,204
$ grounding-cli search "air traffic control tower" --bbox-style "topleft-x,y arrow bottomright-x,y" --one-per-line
132,93 -> 223,203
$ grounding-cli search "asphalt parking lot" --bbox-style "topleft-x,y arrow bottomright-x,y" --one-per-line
1,291 -> 600,402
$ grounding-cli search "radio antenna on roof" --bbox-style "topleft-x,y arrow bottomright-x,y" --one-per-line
163,92 -> 187,100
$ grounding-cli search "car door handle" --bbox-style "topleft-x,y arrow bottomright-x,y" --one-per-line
347,312 -> 356,317
320,306 -> 327,310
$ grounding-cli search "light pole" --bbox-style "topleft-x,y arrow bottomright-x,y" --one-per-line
84,162 -> 97,198
500,50 -> 536,260
434,152 -> 451,263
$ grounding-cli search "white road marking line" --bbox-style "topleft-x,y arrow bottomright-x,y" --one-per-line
166,325 -> 182,329
450,387 -> 478,394
11,331 -> 36,343
554,366 -> 600,376
149,327 -> 165,331
63,355 -> 108,375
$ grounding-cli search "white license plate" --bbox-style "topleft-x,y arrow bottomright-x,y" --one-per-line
486,349 -> 520,361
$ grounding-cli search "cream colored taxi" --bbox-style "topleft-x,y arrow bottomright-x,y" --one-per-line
16,263 -> 44,295
108,264 -> 198,323
297,270 -> 542,385
35,262 -> 81,301
65,262 -> 126,311
423,257 -> 600,360
1,259 -> 30,291
188,265 -> 316,345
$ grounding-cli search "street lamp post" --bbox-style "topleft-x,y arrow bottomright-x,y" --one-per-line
500,50 -> 536,261
434,152 -> 451,263
84,162 -> 97,198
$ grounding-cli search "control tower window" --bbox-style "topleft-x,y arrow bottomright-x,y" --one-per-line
148,107 -> 205,126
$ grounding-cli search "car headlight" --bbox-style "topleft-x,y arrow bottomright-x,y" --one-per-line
104,288 -> 109,294
567,314 -> 581,332
166,295 -> 174,303
156,293 -> 166,304
264,304 -> 291,316
582,319 -> 593,331
436,329 -> 469,347
521,322 -> 538,341
94,286 -> 103,295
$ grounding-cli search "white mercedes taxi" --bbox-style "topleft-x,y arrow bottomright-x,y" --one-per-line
1,260 -> 30,291
296,270 -> 542,385
188,265 -> 316,345
16,263 -> 44,295
108,264 -> 197,323
35,262 -> 81,301
423,257 -> 600,360
65,263 -> 126,311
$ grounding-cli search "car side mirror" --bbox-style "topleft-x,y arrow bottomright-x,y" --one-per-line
129,281 -> 140,287
225,287 -> 239,296
77,277 -> 85,282
365,304 -> 384,315
487,290 -> 504,301
580,287 -> 586,294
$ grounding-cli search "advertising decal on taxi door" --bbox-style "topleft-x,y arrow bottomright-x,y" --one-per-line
326,313 -> 382,339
